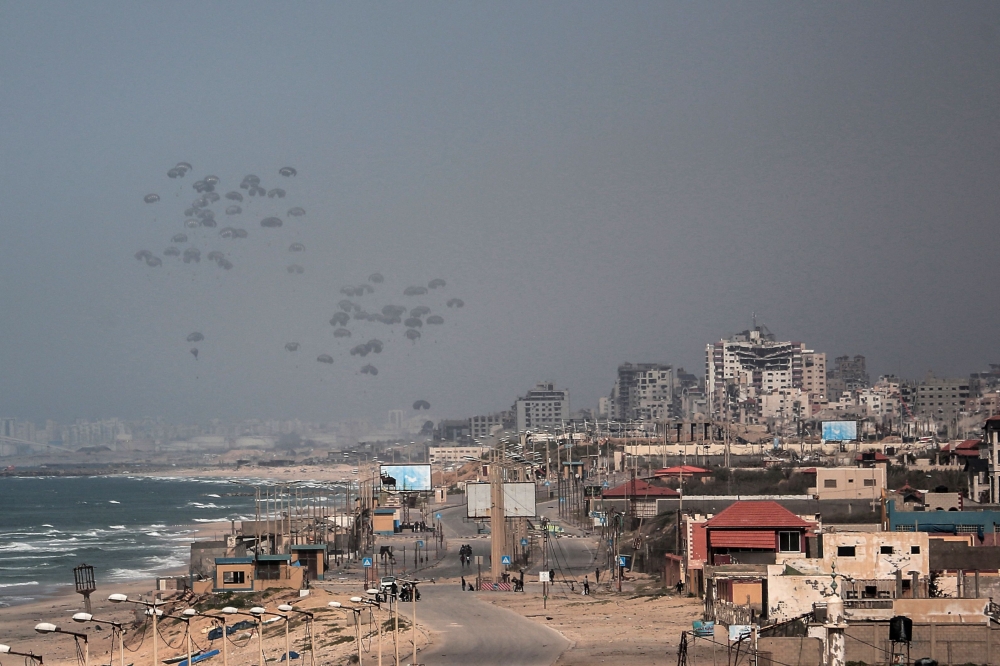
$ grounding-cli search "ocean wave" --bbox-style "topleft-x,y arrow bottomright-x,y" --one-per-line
0,581 -> 39,588
109,525 -> 126,530
0,542 -> 42,552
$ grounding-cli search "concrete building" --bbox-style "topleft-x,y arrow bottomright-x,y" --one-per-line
469,411 -> 512,439
428,445 -> 489,464
913,373 -> 970,422
609,363 -> 674,421
705,327 -> 808,418
985,416 -> 1000,503
813,466 -> 886,501
802,352 -> 827,399
514,382 -> 570,432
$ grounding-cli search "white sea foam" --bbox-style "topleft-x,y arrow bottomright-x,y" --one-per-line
0,581 -> 39,588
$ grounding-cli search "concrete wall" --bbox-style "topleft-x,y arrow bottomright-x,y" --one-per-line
821,531 -> 929,578
765,567 -> 835,621
846,620 -> 1000,665
758,637 -> 822,666
815,466 -> 885,501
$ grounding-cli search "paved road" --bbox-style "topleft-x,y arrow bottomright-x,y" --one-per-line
399,583 -> 570,666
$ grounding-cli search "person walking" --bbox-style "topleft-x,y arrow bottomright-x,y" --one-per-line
595,567 -> 600,583
462,576 -> 467,591
583,577 -> 590,595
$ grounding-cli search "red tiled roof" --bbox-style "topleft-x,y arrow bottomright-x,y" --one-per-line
704,501 -> 812,529
602,478 -> 680,499
957,439 -> 982,450
654,465 -> 711,476
710,530 -> 776,549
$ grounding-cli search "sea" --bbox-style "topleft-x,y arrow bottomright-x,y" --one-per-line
0,475 -> 279,607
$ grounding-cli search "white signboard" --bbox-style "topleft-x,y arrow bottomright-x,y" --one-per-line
466,482 -> 537,518
539,571 -> 550,582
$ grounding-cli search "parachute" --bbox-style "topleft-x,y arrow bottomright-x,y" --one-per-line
267,188 -> 286,198
207,251 -> 225,262
135,250 -> 153,261
203,175 -> 220,186
285,342 -> 300,352
287,265 -> 305,274
404,286 -> 428,296
183,248 -> 201,263
260,217 -> 283,228
368,273 -> 384,284
426,315 -> 444,325
288,243 -> 305,252
428,278 -> 446,289
187,332 -> 205,342
171,233 -> 188,243
412,400 -> 431,410
410,306 -> 431,317
144,194 -> 160,204
447,298 -> 465,308
330,312 -> 351,326
333,328 -> 352,338
350,344 -> 370,357
225,191 -> 244,202
404,317 -> 423,328
145,256 -> 162,267
225,205 -> 242,215
405,329 -> 421,341
360,364 -> 378,376
164,246 -> 181,257
287,207 -> 306,217
279,167 -> 297,177
317,354 -> 334,364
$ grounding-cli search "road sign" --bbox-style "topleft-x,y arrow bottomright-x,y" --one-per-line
501,555 -> 512,565
416,540 -> 424,548
539,571 -> 550,582
435,513 -> 441,520
362,557 -> 373,568
520,538 -> 528,547
617,555 -> 627,567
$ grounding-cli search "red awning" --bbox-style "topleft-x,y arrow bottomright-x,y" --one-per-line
709,530 -> 776,549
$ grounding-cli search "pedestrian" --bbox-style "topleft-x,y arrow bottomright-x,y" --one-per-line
583,577 -> 590,595
595,567 -> 600,583
461,576 -> 466,591
549,568 -> 555,584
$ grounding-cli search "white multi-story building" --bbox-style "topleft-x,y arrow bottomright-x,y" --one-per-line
514,382 -> 570,432
705,327 -> 809,418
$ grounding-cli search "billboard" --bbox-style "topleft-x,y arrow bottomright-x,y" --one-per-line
822,421 -> 858,441
379,464 -> 432,491
466,482 -> 537,518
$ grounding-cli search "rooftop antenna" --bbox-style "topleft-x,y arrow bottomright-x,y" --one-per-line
752,311 -> 757,330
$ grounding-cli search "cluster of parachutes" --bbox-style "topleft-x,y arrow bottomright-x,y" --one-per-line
137,162 -> 467,384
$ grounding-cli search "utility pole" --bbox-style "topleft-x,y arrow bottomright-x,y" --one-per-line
489,461 -> 506,583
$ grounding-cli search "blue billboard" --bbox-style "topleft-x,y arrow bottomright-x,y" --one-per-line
822,420 -> 857,441
379,464 -> 432,491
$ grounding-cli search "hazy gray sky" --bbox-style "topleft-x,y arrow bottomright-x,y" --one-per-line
2,2 -> 998,424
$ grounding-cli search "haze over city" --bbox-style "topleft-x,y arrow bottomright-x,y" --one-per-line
2,2 -> 999,424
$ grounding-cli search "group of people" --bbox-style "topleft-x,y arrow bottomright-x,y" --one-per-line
458,543 -> 474,567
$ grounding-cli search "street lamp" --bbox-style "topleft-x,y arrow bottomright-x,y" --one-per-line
358,590 -> 384,666
72,613 -> 124,666
275,605 -> 315,666
250,607 -> 289,666
397,579 -> 420,665
0,643 -> 43,666
223,607 -> 264,666
108,594 -> 163,666
182,609 -> 229,666
34,624 -> 87,666
327,601 -> 365,666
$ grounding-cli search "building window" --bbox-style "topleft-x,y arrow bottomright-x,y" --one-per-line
837,546 -> 856,557
910,545 -> 920,554
778,531 -> 801,552
824,479 -> 838,488
863,479 -> 876,487
880,545 -> 894,555
895,525 -> 914,532
222,570 -> 245,585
